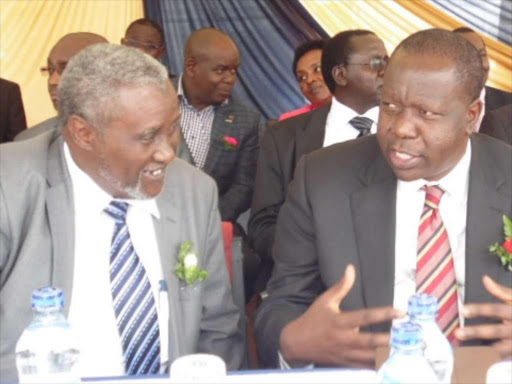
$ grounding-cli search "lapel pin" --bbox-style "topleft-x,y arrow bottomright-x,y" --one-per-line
225,115 -> 234,124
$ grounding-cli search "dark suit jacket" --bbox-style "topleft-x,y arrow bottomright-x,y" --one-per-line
255,134 -> 512,367
174,80 -> 263,223
485,85 -> 512,113
248,104 -> 330,262
480,104 -> 512,145
0,78 -> 27,143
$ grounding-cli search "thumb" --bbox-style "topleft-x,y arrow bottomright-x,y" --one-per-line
482,275 -> 512,304
324,264 -> 356,310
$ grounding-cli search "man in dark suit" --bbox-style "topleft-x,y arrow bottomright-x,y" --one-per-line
15,32 -> 107,141
255,29 -> 512,368
248,30 -> 388,292
0,78 -> 27,143
454,27 -> 512,114
177,28 -> 263,223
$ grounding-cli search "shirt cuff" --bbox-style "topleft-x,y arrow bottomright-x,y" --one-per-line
278,350 -> 315,369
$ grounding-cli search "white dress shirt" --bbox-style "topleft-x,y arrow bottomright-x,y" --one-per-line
393,141 -> 471,325
64,144 -> 168,378
323,98 -> 379,147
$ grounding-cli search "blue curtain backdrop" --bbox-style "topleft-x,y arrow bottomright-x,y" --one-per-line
144,0 -> 328,120
430,0 -> 512,46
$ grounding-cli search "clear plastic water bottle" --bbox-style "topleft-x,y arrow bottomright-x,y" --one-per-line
15,287 -> 80,384
408,294 -> 454,384
377,321 -> 438,384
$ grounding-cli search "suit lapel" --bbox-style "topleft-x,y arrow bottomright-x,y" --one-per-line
294,104 -> 330,168
45,135 -> 75,315
465,136 -> 511,305
155,180 -> 184,362
351,150 -> 397,321
202,103 -> 234,174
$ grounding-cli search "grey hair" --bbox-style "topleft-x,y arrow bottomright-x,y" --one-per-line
58,43 -> 170,129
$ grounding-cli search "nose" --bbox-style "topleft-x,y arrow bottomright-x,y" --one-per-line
48,70 -> 61,86
391,109 -> 418,139
153,135 -> 176,164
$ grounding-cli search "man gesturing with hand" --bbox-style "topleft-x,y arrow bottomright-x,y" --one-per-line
280,265 -> 404,367
255,29 -> 511,368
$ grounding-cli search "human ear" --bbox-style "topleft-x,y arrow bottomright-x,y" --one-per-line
184,57 -> 197,77
332,65 -> 347,87
67,115 -> 97,151
465,98 -> 483,134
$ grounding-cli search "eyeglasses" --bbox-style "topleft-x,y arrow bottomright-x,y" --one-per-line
40,63 -> 67,77
345,57 -> 388,71
123,38 -> 162,51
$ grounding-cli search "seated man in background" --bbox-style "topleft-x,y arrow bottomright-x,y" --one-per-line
279,39 -> 332,121
177,27 -> 263,224
453,27 -> 512,131
0,78 -> 27,143
249,30 -> 388,294
121,18 -> 175,79
255,29 -> 512,368
0,43 -> 243,381
15,32 -> 107,141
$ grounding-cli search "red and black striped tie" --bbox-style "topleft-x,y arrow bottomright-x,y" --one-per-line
416,185 -> 460,344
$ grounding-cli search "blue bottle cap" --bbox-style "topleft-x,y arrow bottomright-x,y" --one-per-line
390,321 -> 424,349
408,294 -> 438,318
31,286 -> 64,311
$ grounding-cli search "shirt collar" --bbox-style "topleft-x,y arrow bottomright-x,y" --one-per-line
63,143 -> 160,219
398,140 -> 471,203
177,74 -> 229,110
329,97 -> 379,127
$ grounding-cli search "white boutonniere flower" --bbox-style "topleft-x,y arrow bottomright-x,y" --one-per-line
174,241 -> 208,286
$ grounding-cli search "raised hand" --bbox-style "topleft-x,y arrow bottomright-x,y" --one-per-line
279,264 -> 405,368
456,275 -> 512,359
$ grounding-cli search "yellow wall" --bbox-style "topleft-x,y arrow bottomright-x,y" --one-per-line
301,0 -> 512,92
0,0 -> 144,127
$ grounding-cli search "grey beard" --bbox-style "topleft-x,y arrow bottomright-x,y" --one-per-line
98,162 -> 150,200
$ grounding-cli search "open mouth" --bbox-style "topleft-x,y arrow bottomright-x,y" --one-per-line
143,168 -> 165,179
389,149 -> 422,170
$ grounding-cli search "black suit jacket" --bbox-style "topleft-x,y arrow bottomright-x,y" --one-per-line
248,104 -> 330,261
255,134 -> 512,367
480,104 -> 512,146
0,78 -> 27,143
485,85 -> 512,113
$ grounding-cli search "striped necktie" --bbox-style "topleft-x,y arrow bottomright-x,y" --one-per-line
416,185 -> 460,343
349,116 -> 373,137
105,201 -> 161,374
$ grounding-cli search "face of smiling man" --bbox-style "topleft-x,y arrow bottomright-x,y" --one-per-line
88,83 -> 180,199
377,49 -> 480,182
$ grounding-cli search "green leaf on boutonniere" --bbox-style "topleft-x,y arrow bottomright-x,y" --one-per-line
504,215 -> 512,238
174,241 -> 209,286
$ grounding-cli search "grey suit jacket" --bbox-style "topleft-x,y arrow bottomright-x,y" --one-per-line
248,104 -> 330,262
0,131 -> 244,380
255,134 -> 512,367
15,116 -> 59,141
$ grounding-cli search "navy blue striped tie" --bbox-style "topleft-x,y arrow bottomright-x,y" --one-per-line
105,201 -> 161,375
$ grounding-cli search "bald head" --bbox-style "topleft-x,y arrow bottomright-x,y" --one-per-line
47,32 -> 108,110
184,28 -> 238,61
182,28 -> 240,110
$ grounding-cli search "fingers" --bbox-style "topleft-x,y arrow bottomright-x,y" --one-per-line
464,302 -> 512,321
341,306 -> 406,328
482,275 -> 512,304
492,339 -> 512,360
323,264 -> 356,310
456,322 -> 512,341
